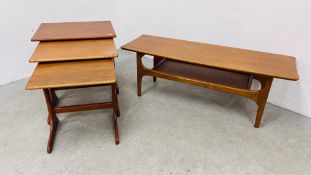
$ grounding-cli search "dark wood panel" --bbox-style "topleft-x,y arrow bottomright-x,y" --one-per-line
155,59 -> 252,89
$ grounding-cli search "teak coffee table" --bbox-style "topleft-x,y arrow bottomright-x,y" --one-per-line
26,60 -> 120,153
122,35 -> 299,128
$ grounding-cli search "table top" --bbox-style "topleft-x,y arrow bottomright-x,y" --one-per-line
122,35 -> 299,80
31,21 -> 116,41
26,59 -> 116,90
30,39 -> 117,63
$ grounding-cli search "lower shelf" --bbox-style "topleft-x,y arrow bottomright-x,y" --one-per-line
154,60 -> 252,89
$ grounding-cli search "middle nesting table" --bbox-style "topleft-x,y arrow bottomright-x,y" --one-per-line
26,39 -> 120,153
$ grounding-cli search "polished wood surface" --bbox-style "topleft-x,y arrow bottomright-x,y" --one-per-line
122,35 -> 299,81
30,39 -> 117,62
31,21 -> 116,41
26,60 -> 116,90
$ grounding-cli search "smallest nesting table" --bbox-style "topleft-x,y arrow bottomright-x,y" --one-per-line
26,60 -> 120,153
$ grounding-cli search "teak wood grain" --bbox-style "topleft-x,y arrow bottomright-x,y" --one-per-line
122,35 -> 299,80
31,21 -> 116,41
30,39 -> 117,62
26,59 -> 116,90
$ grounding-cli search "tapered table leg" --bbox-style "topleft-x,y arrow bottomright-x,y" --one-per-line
47,89 -> 58,125
153,56 -> 162,82
113,112 -> 119,144
254,78 -> 273,128
111,84 -> 120,144
116,82 -> 120,95
136,54 -> 143,96
43,89 -> 59,153
47,115 -> 59,153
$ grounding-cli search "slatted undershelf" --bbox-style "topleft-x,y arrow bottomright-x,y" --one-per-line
153,59 -> 253,89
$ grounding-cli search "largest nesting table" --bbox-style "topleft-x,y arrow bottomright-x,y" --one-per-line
122,35 -> 299,128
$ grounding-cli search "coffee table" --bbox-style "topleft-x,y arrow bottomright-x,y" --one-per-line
121,35 -> 299,128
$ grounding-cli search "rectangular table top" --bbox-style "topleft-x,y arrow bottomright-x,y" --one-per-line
31,21 -> 116,41
122,35 -> 299,80
26,59 -> 116,90
30,39 -> 117,63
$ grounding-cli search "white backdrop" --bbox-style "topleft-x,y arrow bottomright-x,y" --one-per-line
0,0 -> 121,85
1,0 -> 310,117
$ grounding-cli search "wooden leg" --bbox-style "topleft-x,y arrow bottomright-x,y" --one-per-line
254,77 -> 273,128
136,53 -> 143,96
153,56 -> 163,82
47,114 -> 51,125
47,114 -> 59,153
48,89 -> 58,106
112,59 -> 120,95
116,82 -> 120,95
47,89 -> 57,125
43,89 -> 59,154
113,112 -> 119,144
153,57 -> 157,82
111,84 -> 120,144
111,83 -> 120,117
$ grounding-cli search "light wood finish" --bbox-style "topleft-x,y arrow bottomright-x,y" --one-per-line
122,35 -> 299,80
26,60 -> 116,90
30,39 -> 117,62
31,21 -> 116,41
122,33 -> 300,127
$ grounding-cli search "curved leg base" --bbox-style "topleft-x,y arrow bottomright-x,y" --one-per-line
113,113 -> 119,145
47,116 -> 59,154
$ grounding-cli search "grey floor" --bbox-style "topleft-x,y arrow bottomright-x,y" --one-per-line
1,50 -> 310,175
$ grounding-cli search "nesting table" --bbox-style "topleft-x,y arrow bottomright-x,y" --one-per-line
26,21 -> 120,153
122,35 -> 299,128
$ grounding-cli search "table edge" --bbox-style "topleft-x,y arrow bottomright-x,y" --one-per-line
121,47 -> 299,81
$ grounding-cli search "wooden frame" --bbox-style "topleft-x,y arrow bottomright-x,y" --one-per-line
136,53 -> 273,128
43,83 -> 120,153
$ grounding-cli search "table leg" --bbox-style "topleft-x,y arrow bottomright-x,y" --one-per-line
153,56 -> 160,82
112,59 -> 120,95
116,82 -> 120,95
254,77 -> 273,128
48,89 -> 58,105
47,89 -> 58,125
43,89 -> 59,153
111,84 -> 120,144
111,83 -> 120,116
136,53 -> 144,96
